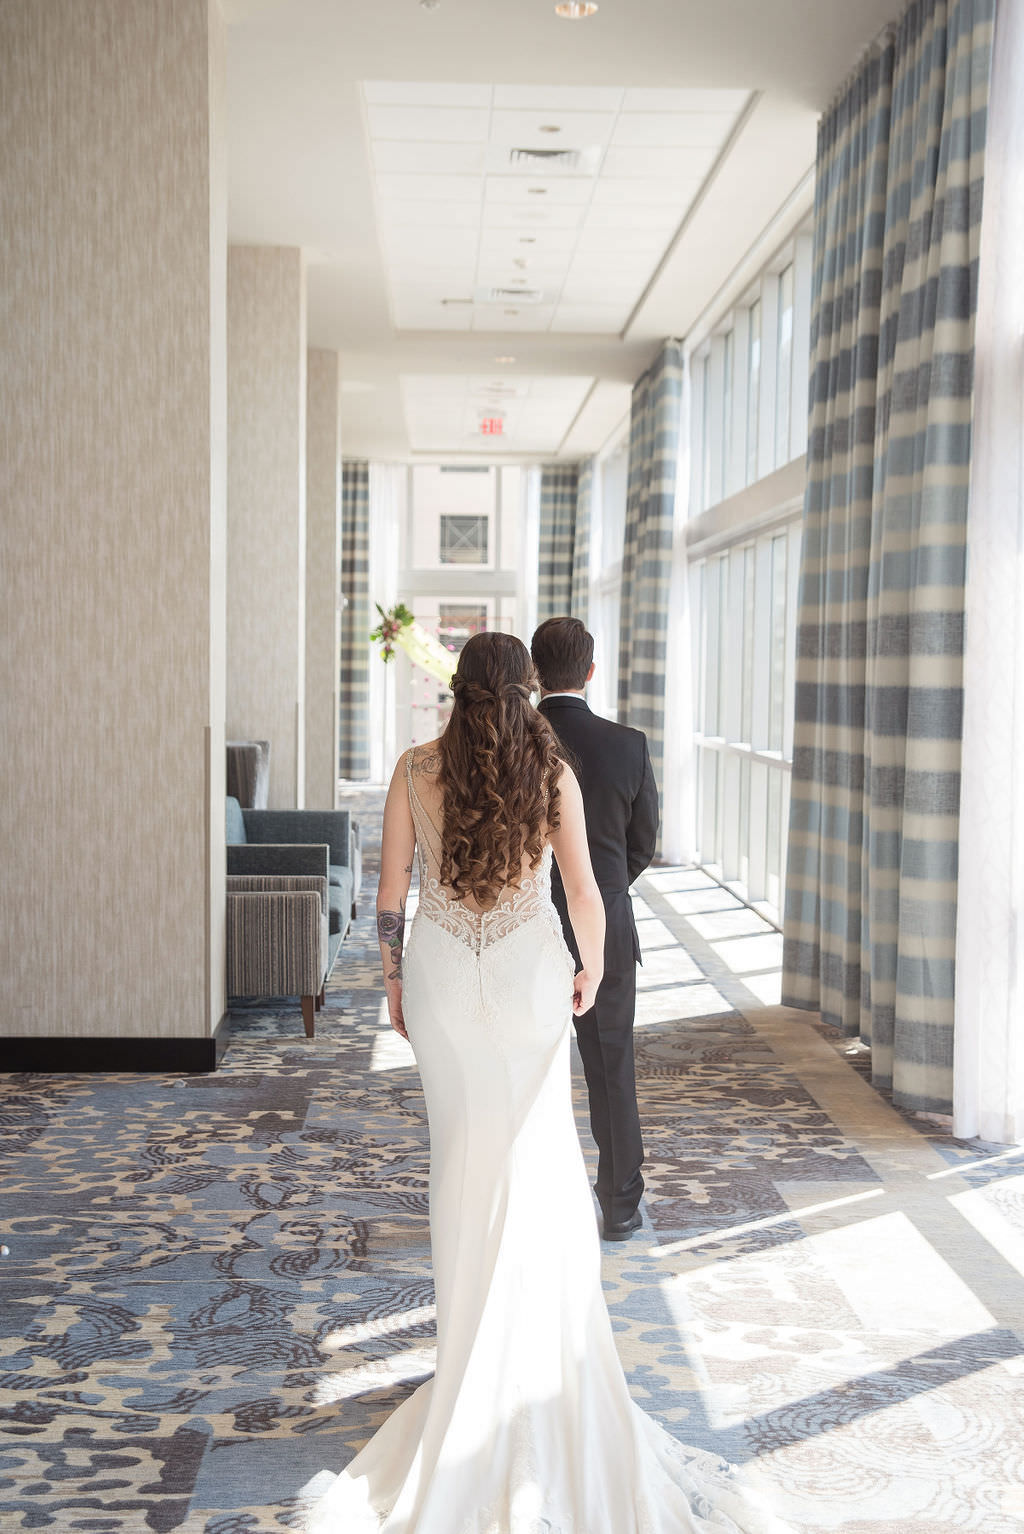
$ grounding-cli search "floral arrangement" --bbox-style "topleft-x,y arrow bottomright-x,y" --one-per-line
370,602 -> 456,687
370,602 -> 414,662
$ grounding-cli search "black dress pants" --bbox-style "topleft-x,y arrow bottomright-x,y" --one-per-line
572,965 -> 645,1225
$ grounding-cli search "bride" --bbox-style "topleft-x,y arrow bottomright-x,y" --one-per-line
307,631 -> 789,1534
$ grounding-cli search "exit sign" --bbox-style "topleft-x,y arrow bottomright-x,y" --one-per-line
479,416 -> 504,436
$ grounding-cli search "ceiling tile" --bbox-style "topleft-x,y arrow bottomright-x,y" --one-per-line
372,141 -> 487,175
483,176 -> 593,206
600,144 -> 716,180
481,204 -> 585,230
581,204 -> 678,231
611,112 -> 740,148
590,177 -> 704,207
478,227 -> 578,254
621,87 -> 751,114
365,82 -> 493,108
367,104 -> 491,143
475,263 -> 570,289
488,110 -> 617,149
471,306 -> 556,331
492,85 -> 624,112
391,277 -> 476,300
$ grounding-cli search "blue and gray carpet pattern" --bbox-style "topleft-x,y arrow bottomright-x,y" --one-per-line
2,788 -> 1023,1531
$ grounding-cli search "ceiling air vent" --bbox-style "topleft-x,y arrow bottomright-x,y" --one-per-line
474,285 -> 545,305
509,147 -> 582,171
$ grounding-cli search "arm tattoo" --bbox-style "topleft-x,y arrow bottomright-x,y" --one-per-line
377,905 -> 405,981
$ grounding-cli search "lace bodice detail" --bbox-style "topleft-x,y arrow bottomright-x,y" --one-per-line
405,748 -> 565,956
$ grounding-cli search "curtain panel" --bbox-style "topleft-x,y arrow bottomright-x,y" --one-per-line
617,339 -> 684,816
782,0 -> 995,1113
537,464 -> 579,627
953,0 -> 1024,1144
570,458 -> 594,625
339,458 -> 371,780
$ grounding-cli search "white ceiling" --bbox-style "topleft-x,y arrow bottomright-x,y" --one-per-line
365,82 -> 749,348
225,0 -> 896,460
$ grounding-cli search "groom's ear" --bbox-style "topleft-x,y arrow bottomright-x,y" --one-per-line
586,662 -> 595,682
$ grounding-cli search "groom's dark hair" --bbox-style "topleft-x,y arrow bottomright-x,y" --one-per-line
531,616 -> 594,692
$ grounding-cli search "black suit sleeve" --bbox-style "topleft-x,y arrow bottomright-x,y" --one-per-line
626,736 -> 660,884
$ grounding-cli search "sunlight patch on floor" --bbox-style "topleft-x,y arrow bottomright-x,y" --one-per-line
949,1173 -> 1024,1281
369,1000 -> 416,1071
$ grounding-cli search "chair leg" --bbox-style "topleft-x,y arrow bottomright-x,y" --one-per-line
301,995 -> 315,1037
314,989 -> 322,1011
318,983 -> 326,1008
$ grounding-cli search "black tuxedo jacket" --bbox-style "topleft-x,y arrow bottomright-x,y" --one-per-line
538,695 -> 660,973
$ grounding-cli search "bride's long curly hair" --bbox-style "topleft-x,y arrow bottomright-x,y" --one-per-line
438,631 -> 564,906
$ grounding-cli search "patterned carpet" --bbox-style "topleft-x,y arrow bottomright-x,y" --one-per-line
2,786 -> 1024,1532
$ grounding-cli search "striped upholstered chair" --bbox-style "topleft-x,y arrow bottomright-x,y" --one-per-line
226,874 -> 330,1037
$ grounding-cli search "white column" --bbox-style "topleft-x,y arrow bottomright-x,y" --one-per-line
305,349 -> 342,808
1,0 -> 227,1047
227,245 -> 307,809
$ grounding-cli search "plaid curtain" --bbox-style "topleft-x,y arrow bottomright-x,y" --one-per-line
537,465 -> 579,626
782,0 -> 995,1113
617,340 -> 684,808
339,459 -> 370,780
570,458 -> 594,625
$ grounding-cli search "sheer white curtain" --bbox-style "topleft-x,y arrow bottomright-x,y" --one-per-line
661,355 -> 697,866
518,466 -> 541,645
367,464 -> 405,783
953,0 -> 1024,1144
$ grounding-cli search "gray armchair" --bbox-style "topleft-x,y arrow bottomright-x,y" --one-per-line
225,798 -> 362,953
226,874 -> 329,1036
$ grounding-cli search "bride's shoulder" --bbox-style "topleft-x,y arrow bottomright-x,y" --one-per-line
408,738 -> 443,777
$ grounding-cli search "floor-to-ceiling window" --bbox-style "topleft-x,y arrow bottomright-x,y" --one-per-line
589,434 -> 629,720
681,225 -> 812,923
394,463 -> 525,751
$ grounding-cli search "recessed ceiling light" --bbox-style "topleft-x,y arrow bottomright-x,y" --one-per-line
555,1 -> 598,16
419,0 -> 441,9
493,355 -> 517,363
540,124 -> 562,133
504,309 -> 519,316
528,187 -> 548,195
519,237 -> 537,244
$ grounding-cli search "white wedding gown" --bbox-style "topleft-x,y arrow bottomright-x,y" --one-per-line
306,756 -> 789,1534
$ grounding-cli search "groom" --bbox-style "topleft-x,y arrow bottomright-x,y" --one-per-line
532,616 -> 659,1241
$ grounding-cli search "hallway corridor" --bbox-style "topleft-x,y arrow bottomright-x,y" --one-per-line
2,795 -> 1023,1532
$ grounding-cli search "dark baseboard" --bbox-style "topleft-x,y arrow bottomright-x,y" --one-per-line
2,1016 -> 230,1075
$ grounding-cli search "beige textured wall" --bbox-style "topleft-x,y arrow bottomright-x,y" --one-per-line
226,247 -> 307,809
0,0 -> 227,1039
305,350 -> 342,809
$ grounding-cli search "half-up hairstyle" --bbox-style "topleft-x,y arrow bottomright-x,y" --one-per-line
438,630 -> 565,906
